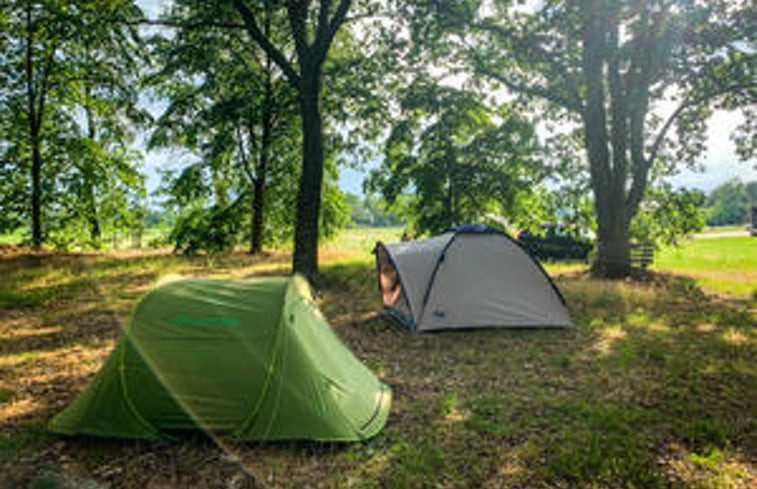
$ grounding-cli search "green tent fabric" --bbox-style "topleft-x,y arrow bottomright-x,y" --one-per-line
49,275 -> 391,441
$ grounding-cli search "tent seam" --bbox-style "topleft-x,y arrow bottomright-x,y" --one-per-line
233,278 -> 291,438
118,337 -> 163,439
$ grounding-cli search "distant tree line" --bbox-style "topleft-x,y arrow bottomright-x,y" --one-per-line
704,179 -> 757,226
344,193 -> 402,227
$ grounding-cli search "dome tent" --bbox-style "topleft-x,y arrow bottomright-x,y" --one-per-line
49,275 -> 391,441
374,225 -> 572,332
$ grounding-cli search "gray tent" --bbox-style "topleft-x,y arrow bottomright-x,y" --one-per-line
374,225 -> 572,332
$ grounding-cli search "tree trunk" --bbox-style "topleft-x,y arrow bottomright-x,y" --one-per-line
292,71 -> 324,282
593,190 -> 631,278
581,1 -> 631,278
85,181 -> 101,247
31,137 -> 42,249
25,2 -> 42,249
250,175 -> 266,254
251,41 -> 273,255
84,97 -> 102,247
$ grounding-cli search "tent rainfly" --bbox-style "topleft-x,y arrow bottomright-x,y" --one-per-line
49,275 -> 391,441
374,225 -> 572,332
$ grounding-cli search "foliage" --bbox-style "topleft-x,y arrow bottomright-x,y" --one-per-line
345,193 -> 403,227
746,181 -> 757,205
631,185 -> 706,246
704,178 -> 751,226
147,0 -> 368,257
0,0 -> 147,250
367,78 -> 546,236
408,0 -> 756,276
541,130 -> 597,237
169,202 -> 244,255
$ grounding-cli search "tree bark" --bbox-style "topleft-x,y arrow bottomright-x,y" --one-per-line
594,191 -> 631,278
292,71 -> 324,282
581,1 -> 631,278
30,136 -> 43,249
25,1 -> 43,249
250,175 -> 265,253
250,10 -> 272,255
84,93 -> 102,247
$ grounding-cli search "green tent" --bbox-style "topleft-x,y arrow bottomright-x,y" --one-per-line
49,275 -> 391,441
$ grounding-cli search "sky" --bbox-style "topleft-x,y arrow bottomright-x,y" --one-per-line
135,0 -> 757,197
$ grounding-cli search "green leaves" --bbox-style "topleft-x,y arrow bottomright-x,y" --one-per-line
0,0 -> 147,249
368,78 -> 545,235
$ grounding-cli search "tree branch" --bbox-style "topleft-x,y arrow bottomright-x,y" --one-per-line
626,82 -> 757,215
475,64 -> 583,113
120,17 -> 245,30
231,0 -> 301,86
320,0 -> 352,63
286,0 -> 311,67
647,83 -> 756,167
475,20 -> 583,110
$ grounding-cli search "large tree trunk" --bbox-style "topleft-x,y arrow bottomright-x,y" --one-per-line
594,190 -> 631,278
292,71 -> 324,282
581,0 -> 631,278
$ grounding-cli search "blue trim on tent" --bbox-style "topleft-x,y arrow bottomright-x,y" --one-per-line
445,224 -> 502,234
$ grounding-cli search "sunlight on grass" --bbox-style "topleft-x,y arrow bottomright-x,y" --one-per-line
655,236 -> 757,300
662,442 -> 755,489
721,328 -> 749,346
591,324 -> 627,356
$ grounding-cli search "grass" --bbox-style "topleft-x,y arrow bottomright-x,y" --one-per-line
654,236 -> 757,300
0,228 -> 755,488
697,225 -> 750,235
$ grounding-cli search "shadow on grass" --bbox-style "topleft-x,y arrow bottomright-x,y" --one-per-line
315,263 -> 756,488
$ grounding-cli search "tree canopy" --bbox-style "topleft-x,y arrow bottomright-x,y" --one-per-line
0,0 -> 147,249
402,0 -> 755,276
0,0 -> 753,276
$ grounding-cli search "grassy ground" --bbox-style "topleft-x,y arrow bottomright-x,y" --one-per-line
696,225 -> 750,235
654,237 -> 757,300
0,229 -> 754,488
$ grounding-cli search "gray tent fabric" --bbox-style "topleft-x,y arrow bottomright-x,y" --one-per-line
374,225 -> 572,332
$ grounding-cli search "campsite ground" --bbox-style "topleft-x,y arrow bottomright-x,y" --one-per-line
0,229 -> 755,488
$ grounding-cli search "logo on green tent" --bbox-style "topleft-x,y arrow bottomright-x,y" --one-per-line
171,315 -> 241,328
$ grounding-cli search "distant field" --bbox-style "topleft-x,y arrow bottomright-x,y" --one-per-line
322,226 -> 403,258
654,236 -> 756,300
697,224 -> 750,235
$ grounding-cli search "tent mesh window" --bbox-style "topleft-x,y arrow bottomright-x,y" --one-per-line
376,245 -> 402,307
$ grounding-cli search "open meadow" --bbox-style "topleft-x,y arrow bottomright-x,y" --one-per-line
0,229 -> 754,488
